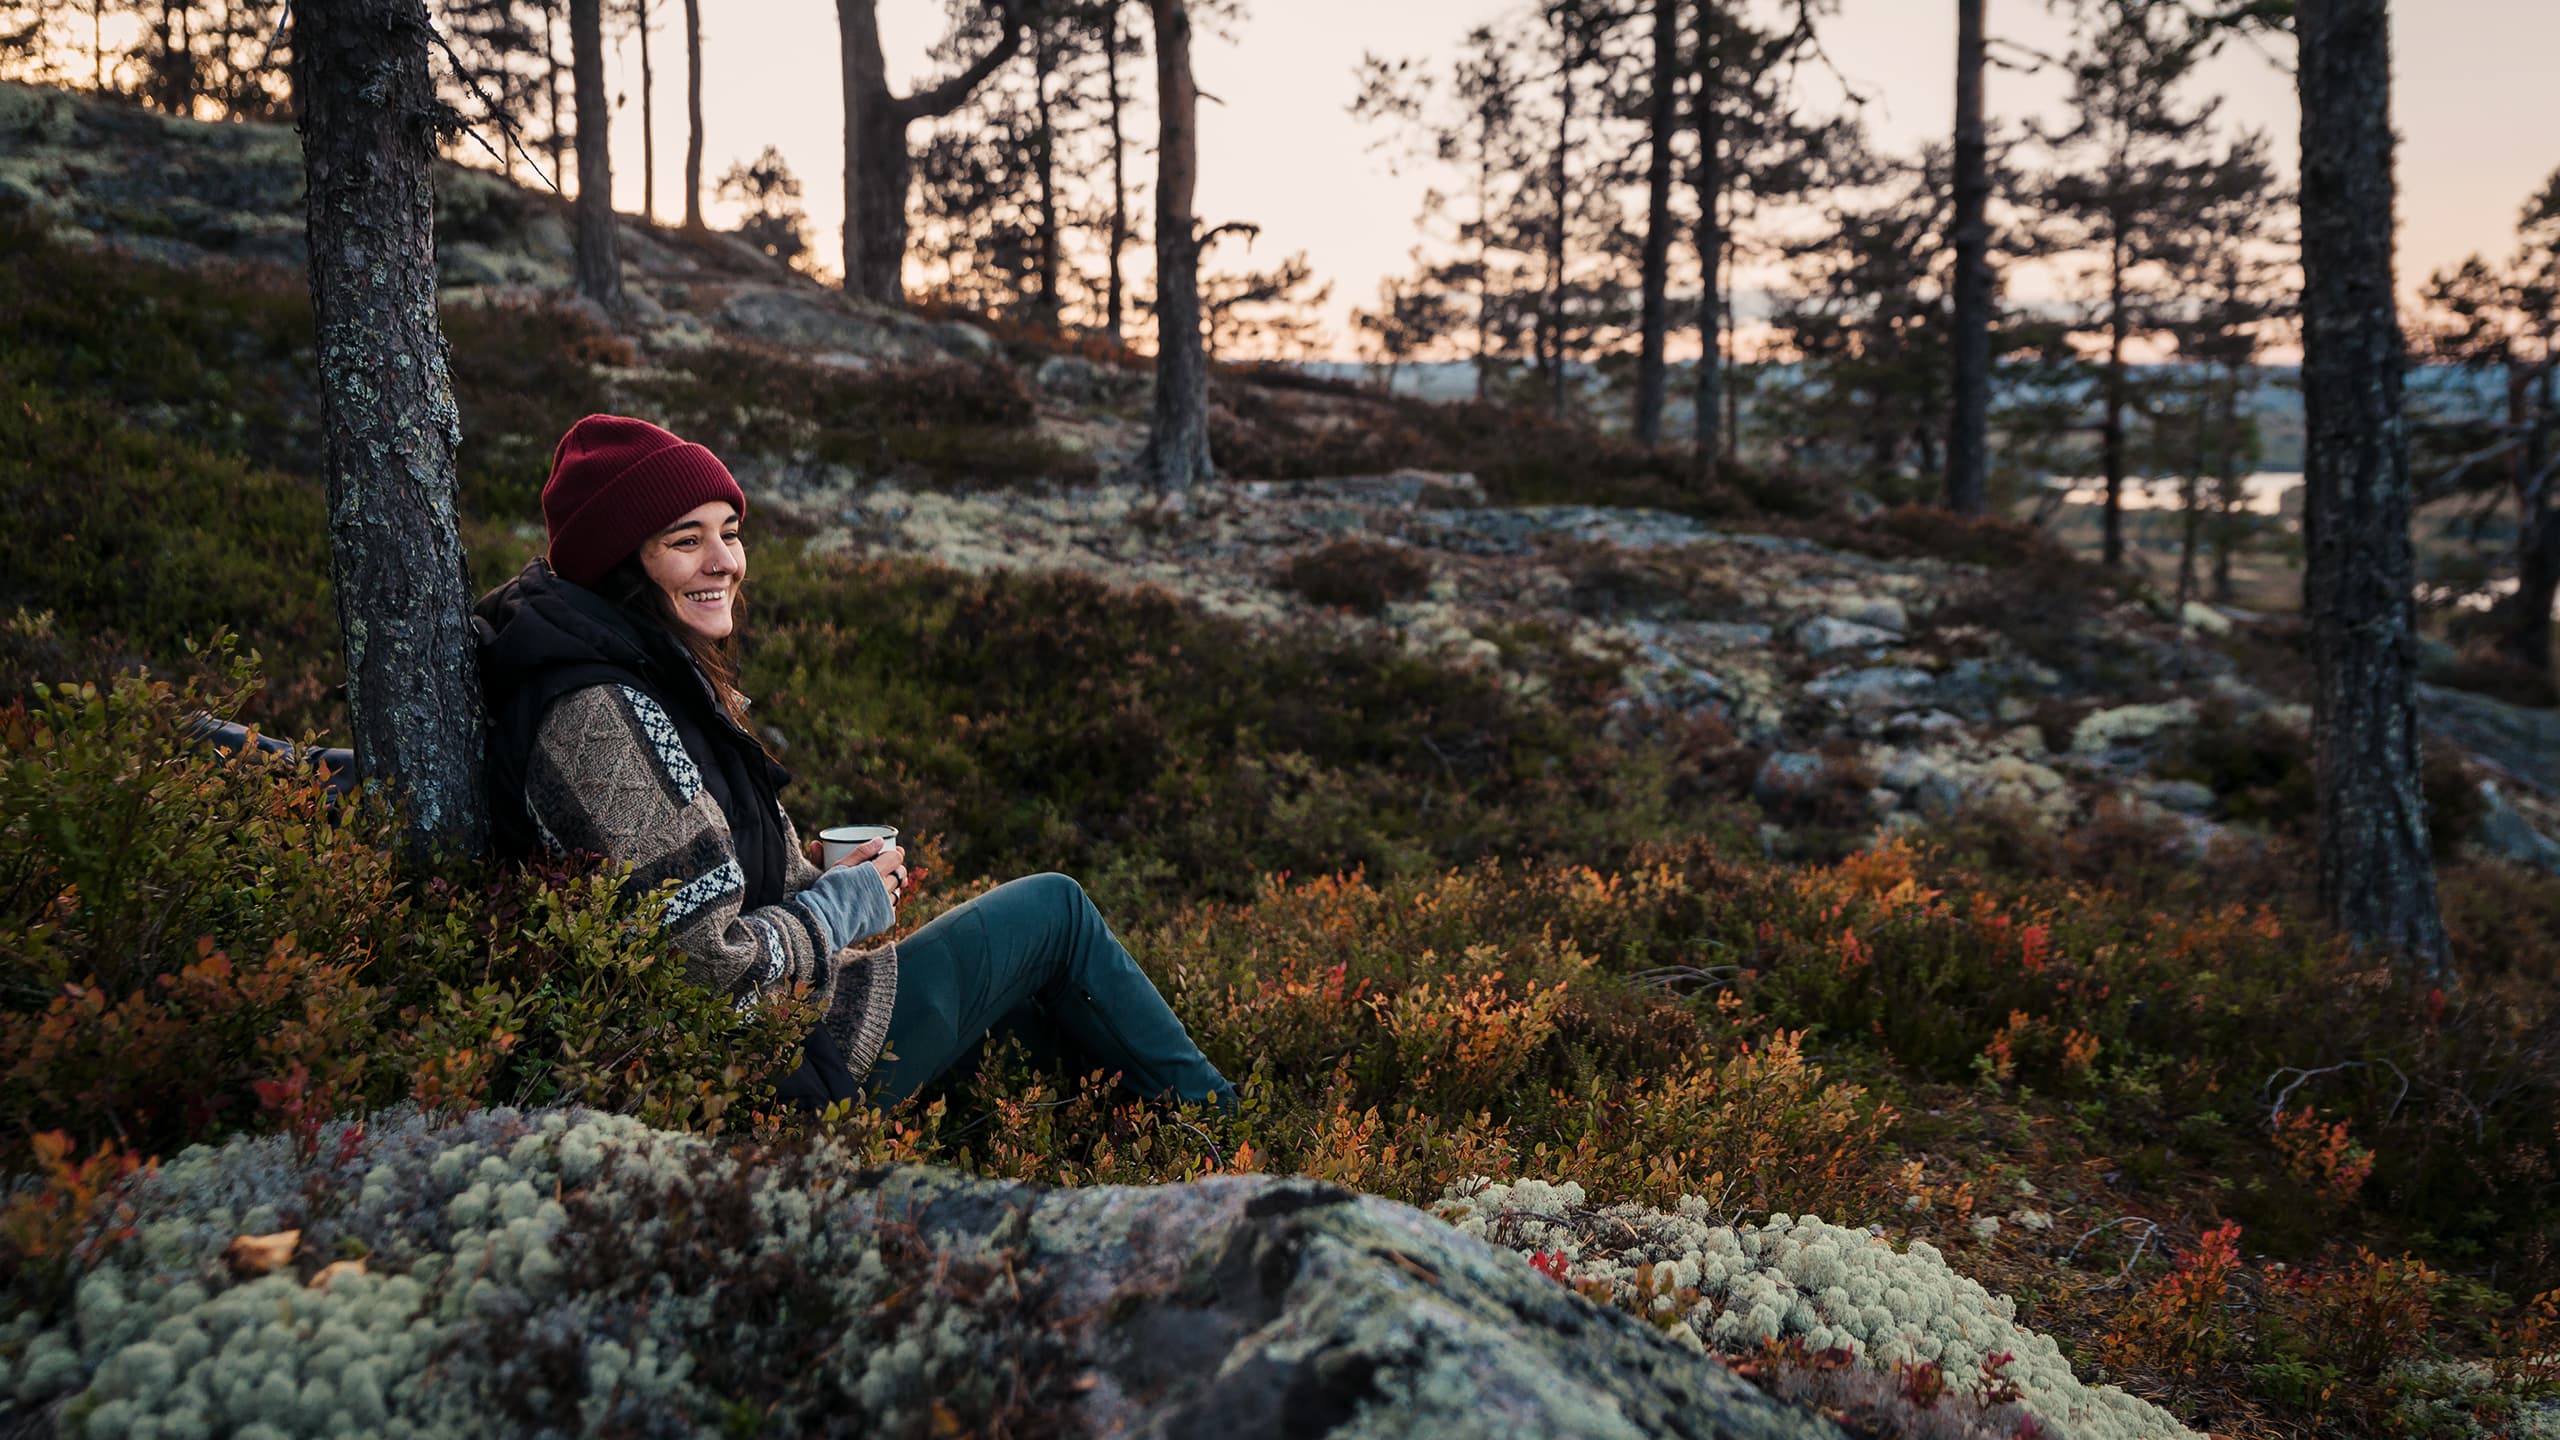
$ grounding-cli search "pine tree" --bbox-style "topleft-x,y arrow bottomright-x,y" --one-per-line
2295,0 -> 2449,978
2034,0 -> 2220,567
2162,134 -> 2288,617
1631,0 -> 1680,448
2414,168 -> 2560,683
569,0 -> 625,315
836,0 -> 1024,306
1137,0 -> 1210,488
1944,0 -> 1991,515
292,0 -> 486,856
682,0 -> 703,229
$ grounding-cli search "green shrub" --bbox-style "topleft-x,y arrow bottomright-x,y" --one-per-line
0,658 -> 811,1165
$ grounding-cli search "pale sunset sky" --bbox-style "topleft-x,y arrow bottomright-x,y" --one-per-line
599,1 -> 2560,356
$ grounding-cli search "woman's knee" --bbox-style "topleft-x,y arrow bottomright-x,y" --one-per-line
1013,871 -> 1091,920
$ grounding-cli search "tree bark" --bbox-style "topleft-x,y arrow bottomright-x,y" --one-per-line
1138,0 -> 1211,490
2177,376 -> 2208,618
637,0 -> 655,225
1945,0 -> 1991,516
2493,364 -> 2558,675
1031,24 -> 1060,332
2296,0 -> 2449,978
1104,1 -> 1128,344
2102,219 -> 2128,566
682,0 -> 703,230
1692,1 -> 1723,476
1633,0 -> 1677,449
570,0 -> 625,314
291,0 -> 487,856
1546,34 -> 1572,422
542,0 -> 565,186
2212,357 -> 2243,602
837,0 -> 1022,306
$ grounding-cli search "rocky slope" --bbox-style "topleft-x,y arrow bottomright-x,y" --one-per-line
5,77 -> 2551,870
803,470 -> 2560,870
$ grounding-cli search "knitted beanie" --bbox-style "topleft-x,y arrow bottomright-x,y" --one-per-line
541,414 -> 747,586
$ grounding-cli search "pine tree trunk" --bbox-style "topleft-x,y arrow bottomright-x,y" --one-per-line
291,0 -> 487,856
1633,0 -> 1677,449
637,0 -> 656,226
570,0 -> 625,314
2102,223 -> 2128,567
682,0 -> 703,230
2213,358 -> 2243,603
1692,2 -> 1723,476
1139,0 -> 1211,490
1104,3 -> 1127,344
1474,143 -> 1492,401
838,0 -> 1021,306
2177,377 -> 2208,617
2296,0 -> 2449,979
838,0 -> 871,293
542,0 -> 565,186
1547,43 -> 1571,422
1945,0 -> 1991,516
1031,27 -> 1060,332
2494,365 -> 2557,676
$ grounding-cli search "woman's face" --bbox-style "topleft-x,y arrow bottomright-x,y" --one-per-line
639,500 -> 745,642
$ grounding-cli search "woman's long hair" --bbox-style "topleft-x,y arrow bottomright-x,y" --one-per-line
596,551 -> 762,738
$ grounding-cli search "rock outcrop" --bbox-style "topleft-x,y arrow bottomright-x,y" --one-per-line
2,1108 -> 1847,1440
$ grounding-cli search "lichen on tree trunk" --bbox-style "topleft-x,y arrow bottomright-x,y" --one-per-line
291,0 -> 487,857
2295,0 -> 2450,978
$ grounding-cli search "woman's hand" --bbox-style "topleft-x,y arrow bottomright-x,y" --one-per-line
832,836 -> 908,903
803,835 -> 912,902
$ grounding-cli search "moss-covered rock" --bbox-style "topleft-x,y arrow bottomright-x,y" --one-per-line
4,1107 -> 1846,1440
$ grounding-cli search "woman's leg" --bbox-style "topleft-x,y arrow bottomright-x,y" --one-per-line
865,873 -> 1233,1109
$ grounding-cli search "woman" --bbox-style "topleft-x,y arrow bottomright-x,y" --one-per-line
475,413 -> 1234,1112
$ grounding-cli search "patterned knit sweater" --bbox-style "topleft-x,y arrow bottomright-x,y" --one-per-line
521,683 -> 902,1079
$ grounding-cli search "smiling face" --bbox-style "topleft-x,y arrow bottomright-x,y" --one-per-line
639,500 -> 745,643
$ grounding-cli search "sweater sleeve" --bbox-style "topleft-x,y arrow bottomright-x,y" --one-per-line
774,808 -> 898,946
523,684 -> 883,1013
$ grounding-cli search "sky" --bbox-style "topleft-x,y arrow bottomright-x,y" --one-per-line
597,1 -> 2560,358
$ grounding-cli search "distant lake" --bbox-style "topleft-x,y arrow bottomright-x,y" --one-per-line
2047,471 -> 2557,617
2048,472 -> 2301,516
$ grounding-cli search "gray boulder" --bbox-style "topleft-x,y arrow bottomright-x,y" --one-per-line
1804,667 -> 1935,711
1796,616 -> 1900,659
2420,684 -> 2560,797
2477,780 -> 2560,874
1754,751 -> 1831,807
1037,352 -> 1146,405
4,1108 -> 1843,1440
717,288 -> 999,368
2138,779 -> 2219,816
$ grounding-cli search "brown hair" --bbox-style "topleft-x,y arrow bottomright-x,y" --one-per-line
597,549 -> 762,740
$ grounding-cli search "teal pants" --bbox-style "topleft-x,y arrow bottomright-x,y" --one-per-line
864,873 -> 1234,1109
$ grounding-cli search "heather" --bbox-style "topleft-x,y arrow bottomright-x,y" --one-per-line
5,224 -> 2560,1438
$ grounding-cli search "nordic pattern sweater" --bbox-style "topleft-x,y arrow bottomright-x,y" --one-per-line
522,682 -> 902,1079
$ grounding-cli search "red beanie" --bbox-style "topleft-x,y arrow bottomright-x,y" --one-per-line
541,414 -> 748,587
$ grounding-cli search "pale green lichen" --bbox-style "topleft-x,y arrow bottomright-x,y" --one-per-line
1434,1177 -> 2197,1440
2,1108 -> 1039,1438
